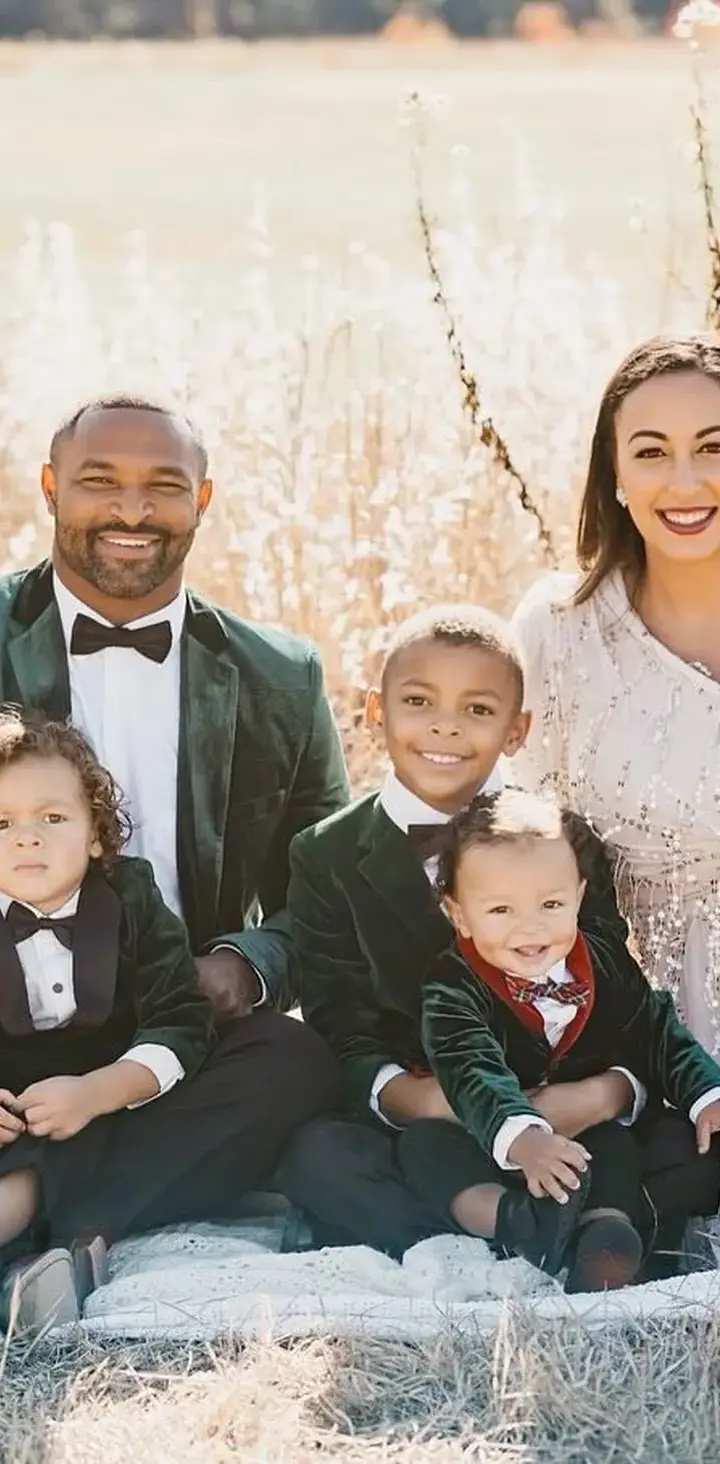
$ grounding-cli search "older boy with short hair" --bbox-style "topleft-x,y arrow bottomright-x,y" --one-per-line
279,606 -> 640,1255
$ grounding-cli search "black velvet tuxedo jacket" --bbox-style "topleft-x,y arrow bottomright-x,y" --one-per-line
289,789 -> 630,1116
0,856 -> 215,1096
422,921 -> 720,1157
0,561 -> 350,1010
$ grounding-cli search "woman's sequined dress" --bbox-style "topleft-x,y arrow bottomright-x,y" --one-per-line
513,570 -> 720,1055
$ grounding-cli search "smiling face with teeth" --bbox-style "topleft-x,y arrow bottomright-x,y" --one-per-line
42,404 -> 213,623
615,369 -> 720,567
366,636 -> 530,815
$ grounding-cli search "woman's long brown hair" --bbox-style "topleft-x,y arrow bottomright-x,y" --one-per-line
575,333 -> 720,605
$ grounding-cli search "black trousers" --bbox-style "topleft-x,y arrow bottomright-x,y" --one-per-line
277,1109 -> 720,1260
397,1118 -> 643,1229
0,1012 -> 338,1248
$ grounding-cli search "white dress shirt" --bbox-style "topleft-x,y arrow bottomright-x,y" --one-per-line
53,574 -> 268,1008
370,766 -> 503,1125
0,890 -> 183,1107
53,574 -> 184,918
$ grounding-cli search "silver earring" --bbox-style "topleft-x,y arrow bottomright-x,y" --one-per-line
616,485 -> 628,508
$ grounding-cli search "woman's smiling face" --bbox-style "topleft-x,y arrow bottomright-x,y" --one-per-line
614,369 -> 720,565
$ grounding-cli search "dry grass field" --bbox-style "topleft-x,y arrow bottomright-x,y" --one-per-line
1,34 -> 720,1460
0,39 -> 715,780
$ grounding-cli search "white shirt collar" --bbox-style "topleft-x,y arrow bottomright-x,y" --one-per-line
0,888 -> 80,918
528,958 -> 569,988
53,570 -> 187,647
379,762 -> 505,835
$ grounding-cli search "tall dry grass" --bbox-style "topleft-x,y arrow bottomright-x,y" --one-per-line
0,178 -> 649,786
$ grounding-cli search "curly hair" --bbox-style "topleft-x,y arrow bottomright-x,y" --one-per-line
432,787 -> 604,901
0,705 -> 131,867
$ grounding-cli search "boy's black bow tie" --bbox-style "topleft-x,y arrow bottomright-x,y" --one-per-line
406,823 -> 450,859
5,901 -> 76,950
70,613 -> 172,664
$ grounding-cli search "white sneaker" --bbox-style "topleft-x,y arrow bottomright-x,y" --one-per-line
1,1249 -> 79,1338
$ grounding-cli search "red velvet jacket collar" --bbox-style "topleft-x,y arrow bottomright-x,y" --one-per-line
457,932 -> 596,1059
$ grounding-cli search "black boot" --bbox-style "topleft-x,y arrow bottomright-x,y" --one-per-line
565,1215 -> 644,1294
495,1168 -> 591,1276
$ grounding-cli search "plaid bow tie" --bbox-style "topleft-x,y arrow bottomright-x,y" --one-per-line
504,974 -> 590,1008
5,901 -> 76,950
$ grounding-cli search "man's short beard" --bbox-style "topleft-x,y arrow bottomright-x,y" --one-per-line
55,522 -> 195,599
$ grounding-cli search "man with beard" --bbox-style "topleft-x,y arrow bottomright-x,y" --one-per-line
0,396 -> 346,1218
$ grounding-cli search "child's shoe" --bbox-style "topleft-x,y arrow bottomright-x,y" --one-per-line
71,1234 -> 109,1307
0,1249 -> 79,1337
495,1167 -> 591,1276
565,1214 -> 644,1294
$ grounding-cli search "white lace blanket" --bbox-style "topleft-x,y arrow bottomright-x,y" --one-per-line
79,1212 -> 720,1342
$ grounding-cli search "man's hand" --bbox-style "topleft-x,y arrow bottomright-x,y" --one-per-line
17,1075 -> 98,1142
195,950 -> 261,1021
696,1100 -> 720,1154
528,1071 -> 634,1138
0,1089 -> 26,1145
507,1127 -> 591,1203
379,1073 -> 458,1126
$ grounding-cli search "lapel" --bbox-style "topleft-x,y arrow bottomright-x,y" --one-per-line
0,915 -> 36,1036
0,868 -> 121,1036
177,594 -> 239,943
358,798 -> 451,948
70,867 -> 122,1028
457,933 -> 596,1058
4,562 -> 70,720
553,934 -> 596,1060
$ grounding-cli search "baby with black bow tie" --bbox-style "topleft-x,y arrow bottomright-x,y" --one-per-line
0,704 -> 213,1337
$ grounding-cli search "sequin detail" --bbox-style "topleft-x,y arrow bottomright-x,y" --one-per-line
513,569 -> 720,1056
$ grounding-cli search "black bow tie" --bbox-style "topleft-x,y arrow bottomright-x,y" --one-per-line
5,901 -> 76,950
70,613 -> 172,664
407,822 -> 450,859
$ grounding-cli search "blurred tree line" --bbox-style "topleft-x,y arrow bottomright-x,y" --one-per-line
0,0 -> 673,37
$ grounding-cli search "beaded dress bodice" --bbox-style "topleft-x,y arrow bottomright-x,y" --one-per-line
512,570 -> 720,1055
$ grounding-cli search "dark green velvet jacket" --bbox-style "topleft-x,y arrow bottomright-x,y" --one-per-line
0,561 -> 350,1010
422,919 -> 720,1157
0,855 -> 215,1094
290,790 -> 629,1116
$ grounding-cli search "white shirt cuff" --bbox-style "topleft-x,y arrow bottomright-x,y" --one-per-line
689,1087 -> 720,1124
369,1063 -> 408,1129
118,1044 -> 185,1109
211,944 -> 268,1007
610,1067 -> 647,1127
493,1114 -> 552,1170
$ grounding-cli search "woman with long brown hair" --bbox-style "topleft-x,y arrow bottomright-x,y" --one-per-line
513,334 -> 720,1054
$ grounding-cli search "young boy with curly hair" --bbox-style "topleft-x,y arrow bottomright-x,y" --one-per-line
0,706 -> 335,1336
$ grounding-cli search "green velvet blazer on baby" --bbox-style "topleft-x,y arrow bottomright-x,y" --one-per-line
422,921 -> 720,1158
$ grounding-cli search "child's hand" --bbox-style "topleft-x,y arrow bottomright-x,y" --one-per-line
695,1100 -> 720,1154
17,1075 -> 97,1142
507,1127 -> 591,1203
0,1088 -> 26,1145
